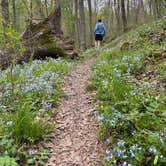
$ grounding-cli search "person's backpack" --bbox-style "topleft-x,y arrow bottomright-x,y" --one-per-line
97,23 -> 105,35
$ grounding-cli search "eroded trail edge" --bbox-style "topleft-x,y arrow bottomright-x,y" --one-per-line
46,58 -> 101,166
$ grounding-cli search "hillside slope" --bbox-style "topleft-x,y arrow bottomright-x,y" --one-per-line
89,18 -> 166,166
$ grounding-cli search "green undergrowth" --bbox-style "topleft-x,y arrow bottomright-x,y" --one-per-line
0,58 -> 73,165
82,48 -> 98,58
89,18 -> 166,165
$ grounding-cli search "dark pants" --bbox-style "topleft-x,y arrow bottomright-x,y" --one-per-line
95,34 -> 103,41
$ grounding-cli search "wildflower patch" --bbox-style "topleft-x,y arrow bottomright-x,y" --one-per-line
90,18 -> 166,165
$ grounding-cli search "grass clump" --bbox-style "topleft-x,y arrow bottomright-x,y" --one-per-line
0,58 -> 72,165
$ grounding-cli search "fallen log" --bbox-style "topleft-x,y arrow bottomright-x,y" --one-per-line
0,10 -> 78,69
21,9 -> 78,58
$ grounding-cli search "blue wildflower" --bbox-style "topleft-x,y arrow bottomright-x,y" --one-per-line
102,81 -> 108,86
129,150 -> 135,158
117,141 -> 125,147
149,147 -> 158,155
93,111 -> 97,118
122,161 -> 127,166
97,115 -> 104,122
105,150 -> 111,155
113,160 -> 117,165
104,156 -> 112,161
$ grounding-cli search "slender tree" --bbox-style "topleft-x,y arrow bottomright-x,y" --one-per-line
87,0 -> 93,46
30,0 -> 33,19
79,0 -> 86,51
137,0 -> 147,24
35,0 -> 45,18
106,0 -> 112,34
12,0 -> 16,29
22,0 -> 32,20
74,0 -> 80,48
127,0 -> 130,20
1,0 -> 9,27
51,0 -> 54,10
121,0 -> 127,31
149,0 -> 153,16
45,0 -> 49,17
155,0 -> 161,18
114,0 -> 121,31
53,0 -> 61,33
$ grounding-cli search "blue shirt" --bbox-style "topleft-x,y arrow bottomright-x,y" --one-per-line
94,22 -> 106,35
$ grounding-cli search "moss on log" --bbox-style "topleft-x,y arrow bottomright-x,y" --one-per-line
0,10 -> 78,69
21,15 -> 78,59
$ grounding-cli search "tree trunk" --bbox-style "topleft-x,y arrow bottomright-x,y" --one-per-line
111,1 -> 115,34
149,0 -> 153,16
30,0 -> 33,19
94,0 -> 98,22
53,0 -> 61,33
22,0 -> 32,20
45,0 -> 49,17
121,0 -> 127,31
106,0 -> 111,34
35,0 -> 45,18
87,0 -> 93,47
137,0 -> 147,24
114,0 -> 121,31
127,0 -> 130,20
79,0 -> 86,51
51,0 -> 54,9
155,0 -> 161,18
74,0 -> 80,48
12,0 -> 16,29
1,0 -> 9,27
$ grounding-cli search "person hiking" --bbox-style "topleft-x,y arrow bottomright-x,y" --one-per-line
94,19 -> 106,49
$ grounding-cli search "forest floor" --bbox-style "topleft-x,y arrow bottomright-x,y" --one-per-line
45,57 -> 102,166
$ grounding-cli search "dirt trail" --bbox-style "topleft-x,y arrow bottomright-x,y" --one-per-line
45,58 -> 102,166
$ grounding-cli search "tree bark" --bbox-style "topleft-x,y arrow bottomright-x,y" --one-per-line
127,0 -> 130,20
114,0 -> 121,31
105,0 -> 110,34
87,0 -> 93,47
35,0 -> 45,18
53,0 -> 61,33
149,0 -> 153,16
155,0 -> 161,18
30,0 -> 33,19
22,0 -> 32,20
74,0 -> 80,48
133,0 -> 138,23
121,0 -> 127,31
137,0 -> 147,24
45,0 -> 49,17
110,1 -> 115,34
79,0 -> 86,51
1,0 -> 9,27
12,0 -> 16,29
94,0 -> 98,22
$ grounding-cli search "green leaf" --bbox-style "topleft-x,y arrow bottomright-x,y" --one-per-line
154,155 -> 159,165
27,159 -> 35,164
